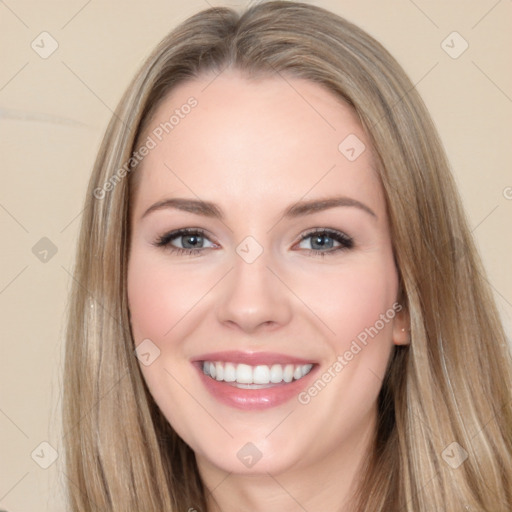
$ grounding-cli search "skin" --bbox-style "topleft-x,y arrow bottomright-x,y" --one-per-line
127,68 -> 409,512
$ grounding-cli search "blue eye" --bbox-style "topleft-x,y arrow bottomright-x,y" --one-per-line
297,229 -> 354,257
153,228 -> 214,256
153,228 -> 354,257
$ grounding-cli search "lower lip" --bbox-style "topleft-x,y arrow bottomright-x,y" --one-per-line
194,363 -> 317,410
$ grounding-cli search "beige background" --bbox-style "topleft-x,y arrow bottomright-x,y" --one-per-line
0,0 -> 511,510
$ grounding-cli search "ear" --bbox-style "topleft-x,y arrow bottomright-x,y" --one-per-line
391,304 -> 410,346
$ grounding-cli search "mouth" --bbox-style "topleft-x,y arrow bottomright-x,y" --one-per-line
191,351 -> 318,409
201,361 -> 314,388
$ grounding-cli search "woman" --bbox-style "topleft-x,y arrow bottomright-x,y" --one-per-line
62,1 -> 512,510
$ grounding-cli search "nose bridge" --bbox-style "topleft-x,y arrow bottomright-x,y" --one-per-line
215,238 -> 292,332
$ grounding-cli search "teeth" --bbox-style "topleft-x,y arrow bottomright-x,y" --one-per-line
270,364 -> 283,383
224,362 -> 236,382
215,362 -> 224,381
283,364 -> 294,383
253,364 -> 270,384
202,361 -> 313,385
237,363 -> 253,384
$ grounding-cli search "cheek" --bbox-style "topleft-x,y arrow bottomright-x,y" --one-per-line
302,258 -> 398,411
296,257 -> 399,409
127,251 -> 203,432
296,258 -> 398,349
128,264 -> 173,345
127,252 -> 206,345
291,261 -> 399,444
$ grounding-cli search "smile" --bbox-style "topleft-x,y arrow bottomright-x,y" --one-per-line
192,351 -> 318,409
202,361 -> 314,387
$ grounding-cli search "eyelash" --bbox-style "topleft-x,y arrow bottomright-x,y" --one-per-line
153,227 -> 354,258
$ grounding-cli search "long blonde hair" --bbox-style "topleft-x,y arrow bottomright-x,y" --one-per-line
62,1 -> 512,510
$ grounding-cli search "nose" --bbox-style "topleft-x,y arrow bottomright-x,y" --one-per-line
215,245 -> 293,334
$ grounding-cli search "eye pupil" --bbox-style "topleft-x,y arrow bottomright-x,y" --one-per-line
183,234 -> 202,248
311,234 -> 334,250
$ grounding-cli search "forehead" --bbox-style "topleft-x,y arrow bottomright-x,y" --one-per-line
131,69 -> 384,219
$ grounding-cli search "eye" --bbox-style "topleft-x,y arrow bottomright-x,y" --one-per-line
153,227 -> 354,258
153,228 -> 216,256
296,228 -> 354,257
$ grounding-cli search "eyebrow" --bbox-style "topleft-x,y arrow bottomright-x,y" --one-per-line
141,196 -> 377,221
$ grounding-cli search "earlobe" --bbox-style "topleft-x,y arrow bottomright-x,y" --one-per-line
392,308 -> 411,346
395,326 -> 411,346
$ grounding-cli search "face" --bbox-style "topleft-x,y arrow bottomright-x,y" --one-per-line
127,69 -> 409,480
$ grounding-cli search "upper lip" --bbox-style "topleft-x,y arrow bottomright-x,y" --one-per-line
191,351 -> 316,366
